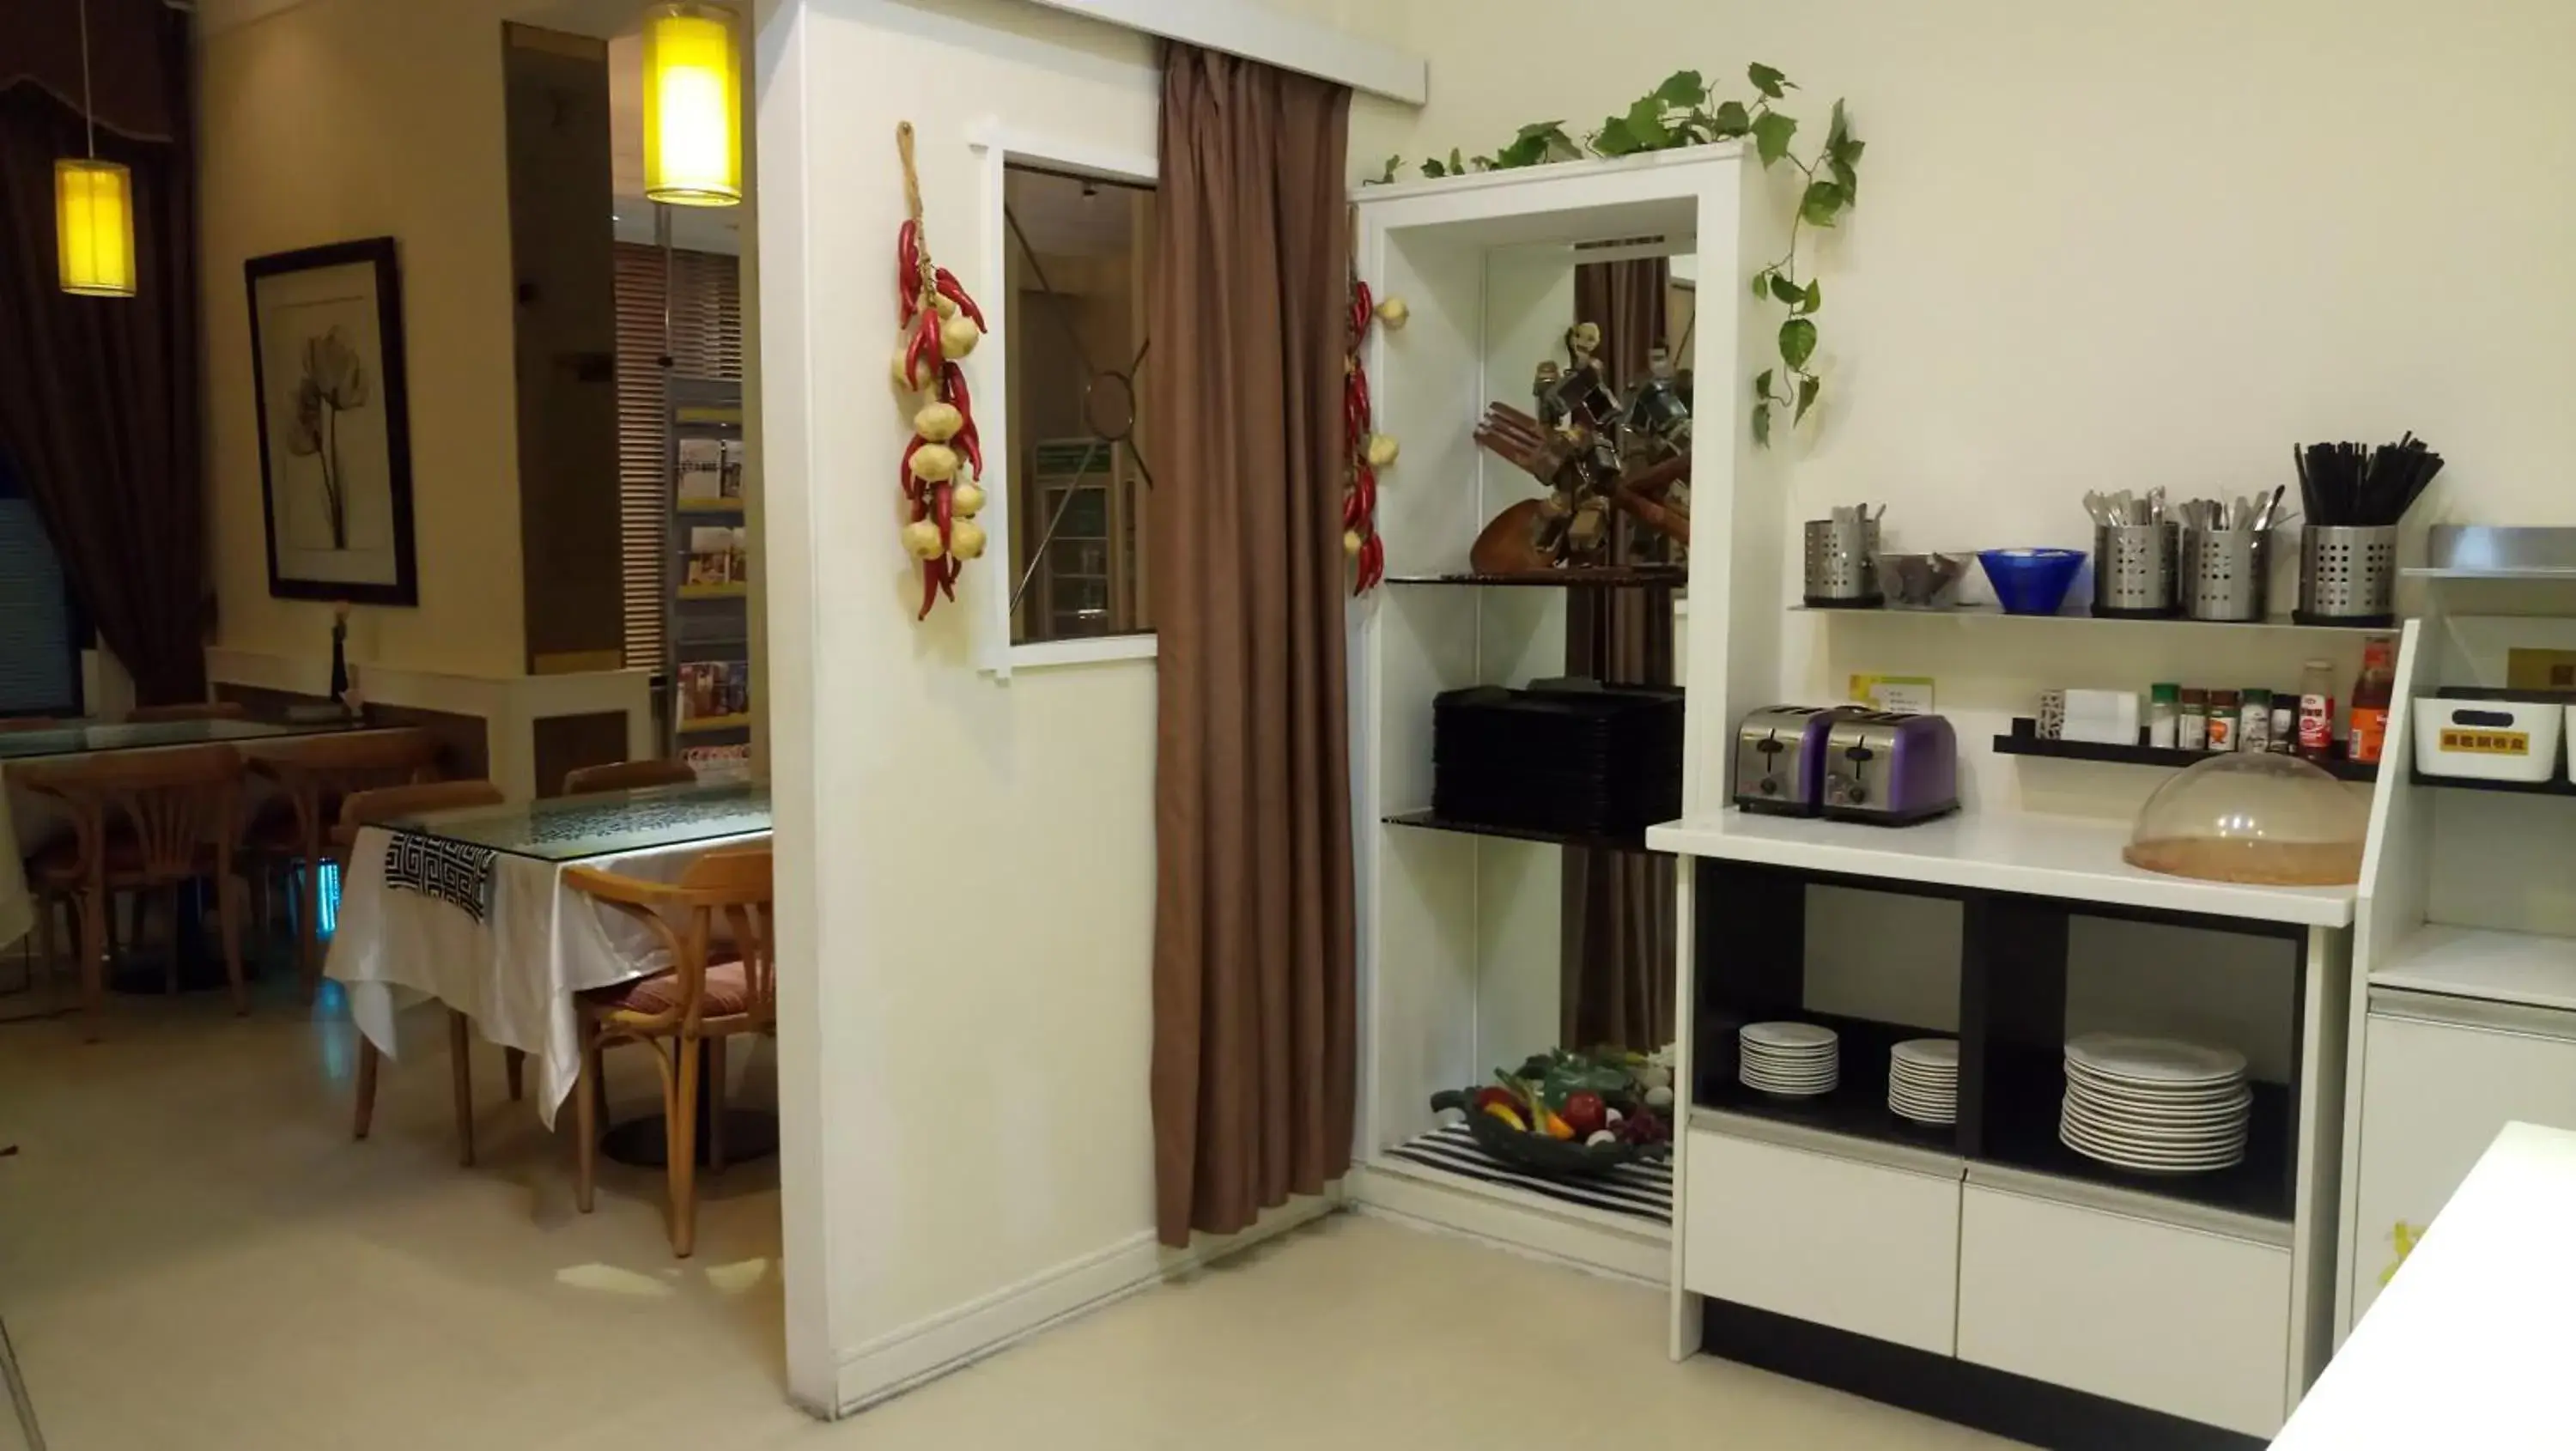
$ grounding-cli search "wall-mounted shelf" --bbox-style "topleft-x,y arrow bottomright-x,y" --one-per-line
1995,719 -> 2380,783
2372,924 -> 2576,1011
1789,604 -> 2385,634
2407,769 -> 2576,798
1382,809 -> 1661,854
1387,566 -> 1687,589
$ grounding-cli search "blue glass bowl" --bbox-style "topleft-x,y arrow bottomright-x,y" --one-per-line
1978,549 -> 2087,616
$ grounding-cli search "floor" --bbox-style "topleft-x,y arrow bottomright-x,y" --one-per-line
0,954 -> 2017,1451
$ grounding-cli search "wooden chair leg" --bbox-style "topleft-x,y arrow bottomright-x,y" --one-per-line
76,890 -> 106,1043
216,874 -> 246,1017
573,1028 -> 600,1214
707,1036 -> 729,1175
668,1036 -> 701,1258
504,1048 -> 525,1102
353,1037 -> 381,1139
447,1010 -> 477,1168
30,894 -> 54,988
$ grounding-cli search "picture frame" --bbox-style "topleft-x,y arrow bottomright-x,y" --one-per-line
246,237 -> 419,606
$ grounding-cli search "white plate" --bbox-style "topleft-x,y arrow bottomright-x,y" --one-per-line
2063,1089 -> 2251,1124
2065,1059 -> 2247,1094
1746,1074 -> 1840,1092
1891,1096 -> 1958,1119
2060,1115 -> 2247,1158
1891,1039 -> 1959,1069
2063,1034 -> 2248,1086
2062,1109 -> 2246,1149
1747,1082 -> 1834,1100
1890,1102 -> 1956,1126
1741,1044 -> 1838,1062
1741,1023 -> 1838,1051
1744,1062 -> 1838,1080
2059,1130 -> 2247,1174
1892,1067 -> 1959,1089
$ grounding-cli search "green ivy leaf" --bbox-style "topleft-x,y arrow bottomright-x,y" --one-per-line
1748,62 -> 1792,99
1753,400 -> 1773,446
1827,98 -> 1849,150
1539,126 -> 1583,162
1795,375 -> 1821,424
1801,179 -> 1847,227
1752,111 -> 1799,167
1449,147 -> 1466,175
1516,119 -> 1567,141
1749,267 -> 1774,300
1753,367 -> 1775,401
1768,274 -> 1805,307
1625,94 -> 1671,150
1780,317 -> 1818,369
1655,70 -> 1707,107
1376,155 -> 1400,185
1709,100 -> 1751,138
1594,116 -> 1641,157
1420,157 -> 1447,179
1802,279 -> 1821,313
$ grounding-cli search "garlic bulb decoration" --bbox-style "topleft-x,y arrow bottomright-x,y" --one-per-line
950,519 -> 988,560
901,520 -> 944,560
1365,434 -> 1400,468
940,314 -> 982,360
914,402 -> 963,442
909,443 -> 960,483
1375,295 -> 1410,329
951,482 -> 987,518
1343,529 -> 1364,559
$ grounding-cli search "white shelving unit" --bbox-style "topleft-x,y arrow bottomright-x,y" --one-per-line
1342,146 -> 1786,1283
2338,540 -> 2576,1340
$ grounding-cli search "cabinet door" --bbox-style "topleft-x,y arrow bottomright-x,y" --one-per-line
1683,1128 -> 1961,1355
1959,1185 -> 2290,1439
2352,997 -> 2576,1324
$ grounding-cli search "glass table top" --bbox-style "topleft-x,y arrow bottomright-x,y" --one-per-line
392,780 -> 774,863
0,717 -> 358,762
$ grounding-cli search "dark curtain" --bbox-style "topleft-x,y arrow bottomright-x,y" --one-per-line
0,0 -> 204,704
1145,45 -> 1356,1248
1562,260 -> 1675,1051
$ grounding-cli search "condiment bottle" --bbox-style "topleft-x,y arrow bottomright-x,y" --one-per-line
2178,687 -> 2209,750
2148,683 -> 2180,749
2349,636 -> 2397,764
2297,659 -> 2337,760
2269,695 -> 2295,753
2208,689 -> 2240,751
2239,688 -> 2272,755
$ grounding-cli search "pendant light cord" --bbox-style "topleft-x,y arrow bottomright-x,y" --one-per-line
78,0 -> 98,158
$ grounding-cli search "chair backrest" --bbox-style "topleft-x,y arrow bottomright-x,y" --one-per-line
0,717 -> 62,734
562,757 -> 696,798
333,780 -> 506,853
15,744 -> 246,883
125,701 -> 248,724
564,844 -> 775,1030
249,728 -> 443,848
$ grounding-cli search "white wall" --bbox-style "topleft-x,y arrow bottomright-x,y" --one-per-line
756,0 -> 1166,1412
199,0 -> 531,678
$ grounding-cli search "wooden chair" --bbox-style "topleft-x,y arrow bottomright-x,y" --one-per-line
125,701 -> 248,724
562,758 -> 697,797
242,728 -> 442,999
0,717 -> 63,733
336,780 -> 526,1166
564,845 -> 774,1257
16,744 -> 248,1039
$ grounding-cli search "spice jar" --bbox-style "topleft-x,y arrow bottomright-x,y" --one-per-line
2269,695 -> 2295,753
2208,689 -> 2240,751
2148,683 -> 2180,750
2178,687 -> 2209,750
2239,688 -> 2273,755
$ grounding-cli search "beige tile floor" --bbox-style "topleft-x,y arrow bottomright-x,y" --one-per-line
0,962 -> 2014,1451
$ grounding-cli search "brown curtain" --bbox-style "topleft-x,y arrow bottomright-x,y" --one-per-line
0,0 -> 204,704
1145,45 -> 1356,1248
1562,260 -> 1675,1051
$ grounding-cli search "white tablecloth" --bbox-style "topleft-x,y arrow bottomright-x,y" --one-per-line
325,825 -> 769,1124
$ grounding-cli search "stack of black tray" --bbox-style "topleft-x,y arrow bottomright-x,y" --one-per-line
1431,681 -> 1684,838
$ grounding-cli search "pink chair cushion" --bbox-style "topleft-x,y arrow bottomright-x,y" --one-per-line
604,959 -> 756,1017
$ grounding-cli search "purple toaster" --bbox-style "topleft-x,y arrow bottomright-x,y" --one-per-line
1822,711 -> 1959,825
1732,706 -> 1855,817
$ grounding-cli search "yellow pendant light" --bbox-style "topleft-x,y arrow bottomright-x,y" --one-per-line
640,3 -> 743,208
58,0 -> 136,297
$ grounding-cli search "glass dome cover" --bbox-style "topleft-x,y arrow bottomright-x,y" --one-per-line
2123,752 -> 2367,887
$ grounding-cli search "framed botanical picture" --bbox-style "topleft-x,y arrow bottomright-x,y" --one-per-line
246,237 -> 419,605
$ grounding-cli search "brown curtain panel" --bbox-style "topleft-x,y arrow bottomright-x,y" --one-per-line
1145,45 -> 1356,1248
0,0 -> 204,704
1562,259 -> 1675,1051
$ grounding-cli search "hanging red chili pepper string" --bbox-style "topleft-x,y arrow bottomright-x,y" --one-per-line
1342,271 -> 1387,594
892,122 -> 989,622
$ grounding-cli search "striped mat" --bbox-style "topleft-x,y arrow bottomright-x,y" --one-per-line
1387,1122 -> 1672,1226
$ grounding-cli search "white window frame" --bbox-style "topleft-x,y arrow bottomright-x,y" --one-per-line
969,124 -> 1161,678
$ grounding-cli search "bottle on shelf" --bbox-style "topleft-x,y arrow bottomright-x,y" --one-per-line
2269,693 -> 2295,754
2148,683 -> 2179,749
2239,688 -> 2272,755
2208,689 -> 2240,751
2178,687 -> 2209,750
2348,636 -> 2397,764
2296,659 -> 2337,762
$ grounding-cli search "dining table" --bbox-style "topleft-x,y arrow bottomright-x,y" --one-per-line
0,716 -> 364,976
325,779 -> 775,1166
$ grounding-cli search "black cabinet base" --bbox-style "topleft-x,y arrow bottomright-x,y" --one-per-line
1699,1298 -> 2263,1451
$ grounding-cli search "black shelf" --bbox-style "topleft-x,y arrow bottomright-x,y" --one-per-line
1382,810 -> 1660,854
1996,719 -> 2380,783
1385,565 -> 1686,589
1978,1047 -> 2293,1223
1693,1011 -> 1960,1157
2409,769 -> 2576,798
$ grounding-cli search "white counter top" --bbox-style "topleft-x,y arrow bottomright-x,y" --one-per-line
2275,1121 -> 2576,1449
1643,810 -> 2355,927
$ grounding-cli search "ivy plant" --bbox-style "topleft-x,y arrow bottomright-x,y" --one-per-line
1370,64 -> 1862,446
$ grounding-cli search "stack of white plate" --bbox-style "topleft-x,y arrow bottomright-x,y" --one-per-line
1740,1022 -> 1838,1098
1887,1039 -> 1959,1125
2059,1033 -> 2251,1175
